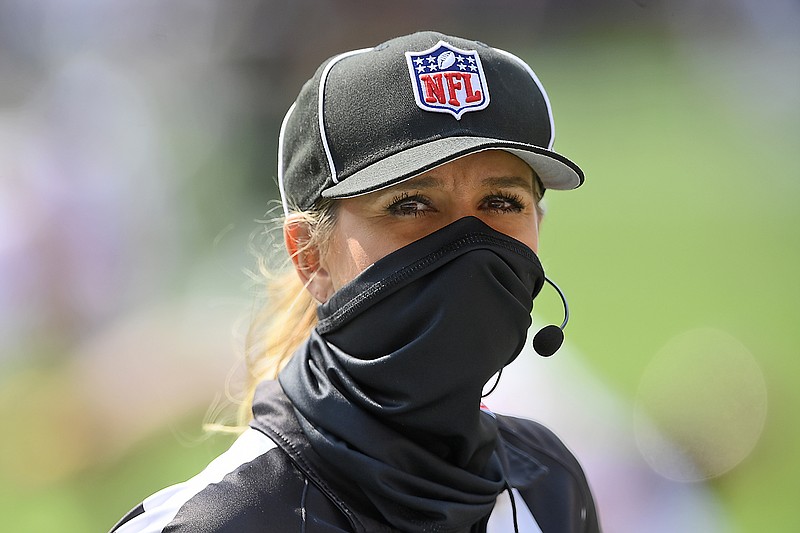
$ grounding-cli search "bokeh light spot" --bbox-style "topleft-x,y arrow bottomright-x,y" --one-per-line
634,327 -> 768,482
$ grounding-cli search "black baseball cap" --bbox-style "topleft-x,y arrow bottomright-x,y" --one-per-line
278,31 -> 584,213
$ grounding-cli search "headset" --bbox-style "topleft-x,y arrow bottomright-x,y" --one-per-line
532,276 -> 570,357
483,276 -> 570,397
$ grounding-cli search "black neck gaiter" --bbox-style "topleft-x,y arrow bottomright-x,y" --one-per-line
279,217 -> 545,532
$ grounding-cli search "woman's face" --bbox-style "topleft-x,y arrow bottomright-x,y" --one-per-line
316,150 -> 541,299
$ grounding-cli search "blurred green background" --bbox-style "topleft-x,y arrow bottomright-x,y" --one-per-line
1,1 -> 797,531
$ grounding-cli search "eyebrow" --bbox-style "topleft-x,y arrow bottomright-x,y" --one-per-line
480,176 -> 534,192
394,175 -> 440,190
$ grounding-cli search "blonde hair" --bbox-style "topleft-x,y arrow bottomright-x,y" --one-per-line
235,199 -> 337,427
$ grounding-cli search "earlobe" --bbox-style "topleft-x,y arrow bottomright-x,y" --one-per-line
284,215 -> 335,303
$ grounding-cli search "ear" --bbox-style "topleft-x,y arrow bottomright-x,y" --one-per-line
284,214 -> 335,303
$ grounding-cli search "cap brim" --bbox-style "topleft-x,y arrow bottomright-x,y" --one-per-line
322,136 -> 584,200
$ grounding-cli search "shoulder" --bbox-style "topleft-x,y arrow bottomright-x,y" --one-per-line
109,428 -> 311,532
495,414 -> 601,533
496,413 -> 583,471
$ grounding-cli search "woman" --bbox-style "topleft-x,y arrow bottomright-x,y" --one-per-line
111,31 -> 601,533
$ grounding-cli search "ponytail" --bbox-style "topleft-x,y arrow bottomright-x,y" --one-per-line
235,200 -> 337,427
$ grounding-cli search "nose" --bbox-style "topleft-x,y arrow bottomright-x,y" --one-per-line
444,196 -> 482,223
436,199 -> 539,253
446,206 -> 499,234
431,205 -> 481,236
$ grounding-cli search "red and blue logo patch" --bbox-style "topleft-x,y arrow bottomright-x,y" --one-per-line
405,41 -> 490,120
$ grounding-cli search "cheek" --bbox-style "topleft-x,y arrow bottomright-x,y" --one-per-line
324,221 -> 395,290
527,218 -> 540,253
522,208 -> 541,252
517,232 -> 539,255
323,234 -> 364,290
340,240 -> 374,282
490,216 -> 540,254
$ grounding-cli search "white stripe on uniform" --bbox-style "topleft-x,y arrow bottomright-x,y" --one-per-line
487,488 -> 543,533
114,428 -> 277,533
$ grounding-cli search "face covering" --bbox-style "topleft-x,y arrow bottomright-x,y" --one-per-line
279,216 -> 545,532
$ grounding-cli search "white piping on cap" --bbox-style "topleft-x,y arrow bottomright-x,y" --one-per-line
277,101 -> 297,216
494,48 -> 556,150
317,47 -> 374,185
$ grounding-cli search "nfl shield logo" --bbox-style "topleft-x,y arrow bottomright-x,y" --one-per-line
405,41 -> 490,120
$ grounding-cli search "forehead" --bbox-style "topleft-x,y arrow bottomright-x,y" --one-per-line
377,150 -> 537,194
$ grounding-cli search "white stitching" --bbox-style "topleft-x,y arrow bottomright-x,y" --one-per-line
493,48 -> 556,150
277,101 -> 297,216
317,48 -> 373,184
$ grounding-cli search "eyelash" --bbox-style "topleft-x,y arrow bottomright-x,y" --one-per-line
384,191 -> 527,216
484,191 -> 526,213
385,192 -> 432,217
